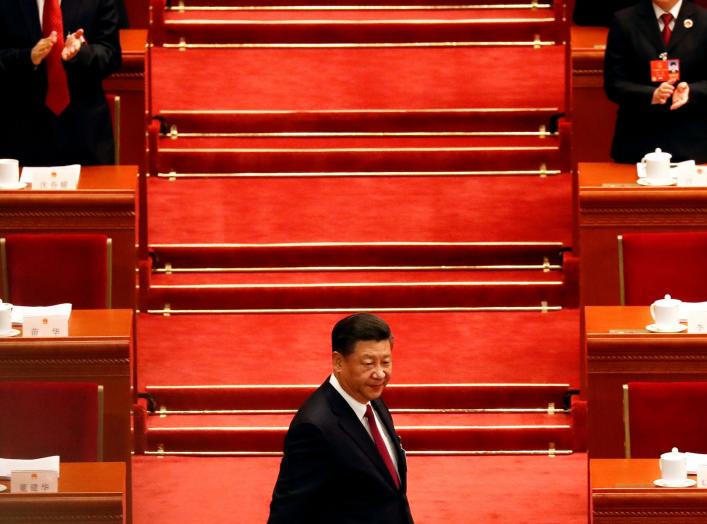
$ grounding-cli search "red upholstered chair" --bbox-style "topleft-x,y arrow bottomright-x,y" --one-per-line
623,382 -> 707,458
618,232 -> 707,305
0,234 -> 112,308
0,382 -> 103,461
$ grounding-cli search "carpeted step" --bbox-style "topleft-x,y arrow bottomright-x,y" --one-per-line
149,268 -> 564,285
163,0 -> 554,7
153,136 -> 564,175
132,454 -> 588,523
144,424 -> 574,454
156,107 -> 562,134
156,8 -> 560,45
144,383 -> 574,412
147,175 -> 574,245
149,242 -> 567,272
136,310 -> 581,390
150,46 -> 566,114
145,412 -> 570,428
145,278 -> 568,311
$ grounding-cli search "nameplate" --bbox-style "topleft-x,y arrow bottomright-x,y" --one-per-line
687,310 -> 707,334
22,315 -> 68,337
10,470 -> 58,493
676,168 -> 707,187
698,465 -> 707,489
21,165 -> 80,190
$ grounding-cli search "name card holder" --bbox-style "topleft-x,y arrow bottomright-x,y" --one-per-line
22,315 -> 68,337
10,470 -> 58,493
676,165 -> 707,187
687,310 -> 707,334
21,165 -> 81,190
31,171 -> 78,190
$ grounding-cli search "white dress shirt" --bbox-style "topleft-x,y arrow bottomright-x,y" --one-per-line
329,374 -> 400,477
37,0 -> 62,30
654,0 -> 682,31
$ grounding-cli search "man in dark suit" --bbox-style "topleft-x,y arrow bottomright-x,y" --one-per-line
604,0 -> 707,163
0,0 -> 121,166
268,313 -> 414,524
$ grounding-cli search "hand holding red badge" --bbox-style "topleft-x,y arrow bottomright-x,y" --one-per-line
651,58 -> 680,82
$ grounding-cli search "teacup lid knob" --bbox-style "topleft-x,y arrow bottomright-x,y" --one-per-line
656,148 -> 663,153
665,294 -> 672,300
672,447 -> 679,453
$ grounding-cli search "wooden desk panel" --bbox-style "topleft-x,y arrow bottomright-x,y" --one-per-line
105,30 -> 147,172
592,459 -> 707,523
0,165 -> 138,309
578,162 -> 707,305
0,310 -> 133,463
585,307 -> 707,457
571,26 -> 615,164
0,462 -> 125,524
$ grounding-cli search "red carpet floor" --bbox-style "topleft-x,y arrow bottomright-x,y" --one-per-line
147,176 -> 573,245
137,310 -> 580,390
132,453 -> 588,523
151,46 -> 566,113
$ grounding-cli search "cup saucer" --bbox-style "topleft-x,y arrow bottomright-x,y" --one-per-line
646,323 -> 687,333
0,181 -> 27,190
637,177 -> 676,187
0,328 -> 20,337
654,478 -> 696,488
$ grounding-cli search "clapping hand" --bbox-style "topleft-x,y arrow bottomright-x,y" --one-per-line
62,29 -> 85,61
31,31 -> 57,65
652,79 -> 676,105
670,82 -> 689,110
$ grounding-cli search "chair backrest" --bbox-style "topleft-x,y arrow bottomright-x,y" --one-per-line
0,234 -> 112,308
618,232 -> 707,305
106,94 -> 121,164
0,382 -> 104,461
623,381 -> 707,458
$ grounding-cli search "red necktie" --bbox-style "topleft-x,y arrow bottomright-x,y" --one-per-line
661,13 -> 674,45
364,404 -> 400,489
43,0 -> 70,115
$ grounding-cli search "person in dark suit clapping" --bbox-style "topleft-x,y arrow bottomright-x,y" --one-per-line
268,313 -> 414,524
604,0 -> 707,163
0,0 -> 121,166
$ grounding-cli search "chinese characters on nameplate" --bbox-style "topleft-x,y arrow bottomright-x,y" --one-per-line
20,165 -> 81,190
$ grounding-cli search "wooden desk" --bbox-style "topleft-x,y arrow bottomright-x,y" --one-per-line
592,459 -> 707,523
105,30 -> 147,172
578,162 -> 707,305
0,462 -> 125,524
0,310 -> 133,463
0,165 -> 138,309
585,306 -> 707,457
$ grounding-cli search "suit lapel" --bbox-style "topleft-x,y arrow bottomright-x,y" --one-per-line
20,0 -> 42,41
61,0 -> 82,34
668,1 -> 697,52
323,383 -> 399,490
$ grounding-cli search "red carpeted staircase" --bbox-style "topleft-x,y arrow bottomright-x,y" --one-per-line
135,0 -> 587,521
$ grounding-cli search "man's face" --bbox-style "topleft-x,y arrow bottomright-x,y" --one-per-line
333,339 -> 392,404
653,0 -> 679,11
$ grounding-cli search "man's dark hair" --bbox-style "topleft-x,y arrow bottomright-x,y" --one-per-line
331,313 -> 393,356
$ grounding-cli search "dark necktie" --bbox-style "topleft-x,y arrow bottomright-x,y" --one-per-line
661,13 -> 674,45
43,0 -> 70,115
364,404 -> 400,489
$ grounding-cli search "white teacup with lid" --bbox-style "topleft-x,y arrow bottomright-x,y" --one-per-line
642,148 -> 672,179
650,294 -> 682,329
0,159 -> 19,186
660,447 -> 687,483
0,302 -> 11,334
